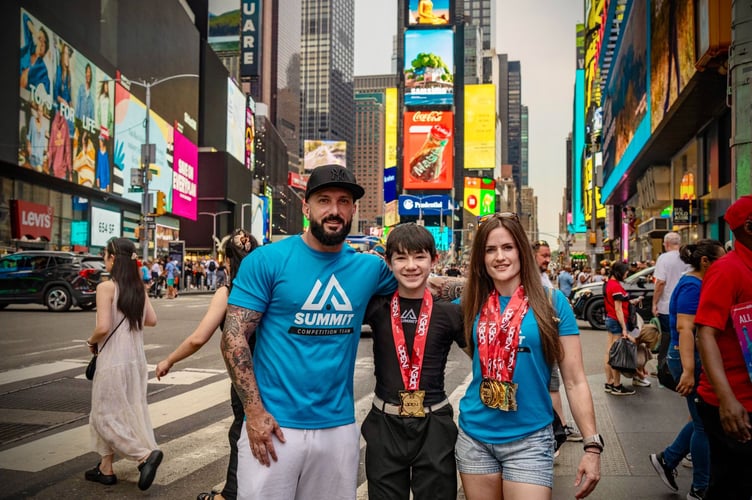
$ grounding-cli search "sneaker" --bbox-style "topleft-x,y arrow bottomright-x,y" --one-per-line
564,425 -> 583,442
681,454 -> 693,468
687,487 -> 706,500
650,452 -> 679,491
604,383 -> 614,393
633,377 -> 652,387
610,384 -> 636,396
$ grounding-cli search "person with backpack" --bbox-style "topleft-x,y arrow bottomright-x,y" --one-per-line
206,258 -> 217,290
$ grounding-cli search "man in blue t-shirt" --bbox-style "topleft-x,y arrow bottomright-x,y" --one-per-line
223,164 -> 397,499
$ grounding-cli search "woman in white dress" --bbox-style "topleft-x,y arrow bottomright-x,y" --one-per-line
85,237 -> 162,490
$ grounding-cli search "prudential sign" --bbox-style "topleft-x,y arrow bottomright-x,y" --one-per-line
240,0 -> 261,77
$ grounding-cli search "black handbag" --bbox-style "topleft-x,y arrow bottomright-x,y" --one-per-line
657,357 -> 678,391
608,337 -> 638,375
85,316 -> 126,380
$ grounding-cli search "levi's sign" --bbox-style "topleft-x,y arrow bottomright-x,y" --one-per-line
241,0 -> 261,77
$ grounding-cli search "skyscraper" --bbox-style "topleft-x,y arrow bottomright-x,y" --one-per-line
521,104 -> 529,186
300,0 -> 355,165
462,0 -> 495,83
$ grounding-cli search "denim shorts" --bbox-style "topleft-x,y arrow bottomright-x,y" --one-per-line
455,425 -> 555,488
604,317 -> 622,335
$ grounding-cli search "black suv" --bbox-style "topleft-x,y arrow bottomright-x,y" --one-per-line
570,266 -> 655,330
0,251 -> 108,312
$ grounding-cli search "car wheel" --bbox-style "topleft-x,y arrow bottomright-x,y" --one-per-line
585,300 -> 607,330
79,303 -> 96,311
45,286 -> 72,312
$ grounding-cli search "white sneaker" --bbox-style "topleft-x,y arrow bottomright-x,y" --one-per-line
633,377 -> 652,387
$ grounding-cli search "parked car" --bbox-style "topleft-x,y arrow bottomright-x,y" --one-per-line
0,251 -> 108,312
570,266 -> 655,330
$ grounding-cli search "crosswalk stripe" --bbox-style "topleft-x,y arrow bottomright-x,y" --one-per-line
0,379 -> 231,472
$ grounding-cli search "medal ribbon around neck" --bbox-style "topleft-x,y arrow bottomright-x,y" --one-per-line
477,286 -> 529,383
390,289 -> 433,391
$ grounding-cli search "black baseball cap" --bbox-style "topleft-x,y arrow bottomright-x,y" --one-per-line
304,164 -> 365,201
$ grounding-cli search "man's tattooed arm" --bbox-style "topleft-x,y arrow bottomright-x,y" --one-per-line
427,276 -> 466,301
221,304 -> 264,414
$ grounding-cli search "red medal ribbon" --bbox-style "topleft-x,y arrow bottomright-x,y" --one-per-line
477,286 -> 529,382
390,289 -> 433,391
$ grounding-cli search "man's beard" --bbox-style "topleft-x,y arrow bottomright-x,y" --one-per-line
309,215 -> 352,246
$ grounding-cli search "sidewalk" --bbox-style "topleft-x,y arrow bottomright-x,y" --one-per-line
553,369 -> 695,499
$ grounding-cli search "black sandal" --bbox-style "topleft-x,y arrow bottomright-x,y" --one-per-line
196,491 -> 221,500
84,463 -> 118,485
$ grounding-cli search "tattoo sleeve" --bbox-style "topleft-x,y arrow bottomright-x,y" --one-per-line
221,305 -> 263,414
429,276 -> 466,301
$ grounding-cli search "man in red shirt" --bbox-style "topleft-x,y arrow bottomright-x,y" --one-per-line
695,195 -> 752,499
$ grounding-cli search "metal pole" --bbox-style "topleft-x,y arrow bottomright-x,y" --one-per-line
142,82 -> 151,262
731,0 -> 752,199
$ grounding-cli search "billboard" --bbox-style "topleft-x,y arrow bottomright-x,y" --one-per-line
464,177 -> 496,217
208,0 -> 240,52
403,110 -> 454,190
384,88 -> 398,169
18,9 -> 117,194
227,78 -> 246,164
245,95 -> 256,170
398,194 -> 453,216
172,130 -> 198,221
115,83 -> 174,210
241,0 -> 262,77
304,140 -> 347,170
384,166 -> 397,204
404,29 -> 454,107
464,84 -> 496,170
650,0 -> 696,131
90,206 -> 121,247
407,0 -> 451,26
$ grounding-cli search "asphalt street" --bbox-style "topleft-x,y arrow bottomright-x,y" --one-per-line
0,294 -> 694,499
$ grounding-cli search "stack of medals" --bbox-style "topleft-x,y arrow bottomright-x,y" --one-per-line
391,289 -> 433,418
477,288 -> 529,412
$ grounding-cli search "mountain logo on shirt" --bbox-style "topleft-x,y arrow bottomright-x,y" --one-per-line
292,275 -> 355,336
401,308 -> 418,324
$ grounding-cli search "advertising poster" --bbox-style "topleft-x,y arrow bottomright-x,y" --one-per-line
404,29 -> 454,107
403,110 -> 454,190
172,130 -> 198,221
464,177 -> 495,217
208,0 -> 240,52
384,88 -> 398,169
407,0 -> 451,26
464,84 -> 496,170
650,0 -> 696,131
383,166 -> 397,204
18,9 -> 117,194
227,78 -> 246,164
304,140 -> 347,170
90,206 -> 121,247
246,95 -> 256,170
115,83 -> 174,210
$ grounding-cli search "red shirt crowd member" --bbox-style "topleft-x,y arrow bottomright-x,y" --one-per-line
695,194 -> 752,500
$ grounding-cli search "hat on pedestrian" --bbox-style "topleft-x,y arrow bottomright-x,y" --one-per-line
304,164 -> 365,201
724,194 -> 752,230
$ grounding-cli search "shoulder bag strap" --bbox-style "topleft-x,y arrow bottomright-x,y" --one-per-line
98,316 -> 127,353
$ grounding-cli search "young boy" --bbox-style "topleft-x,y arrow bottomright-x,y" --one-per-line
362,223 -> 465,500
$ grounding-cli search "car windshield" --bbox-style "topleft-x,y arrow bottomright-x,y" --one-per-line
624,266 -> 654,284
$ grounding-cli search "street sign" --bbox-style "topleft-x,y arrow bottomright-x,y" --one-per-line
143,216 -> 155,223
146,222 -> 156,229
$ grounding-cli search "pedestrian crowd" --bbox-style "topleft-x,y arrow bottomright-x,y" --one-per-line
82,165 -> 751,500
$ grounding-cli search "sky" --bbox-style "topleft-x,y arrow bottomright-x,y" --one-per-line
354,0 -> 583,241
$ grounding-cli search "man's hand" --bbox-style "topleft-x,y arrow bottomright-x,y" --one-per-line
574,452 -> 601,499
719,397 -> 752,443
246,410 -> 286,466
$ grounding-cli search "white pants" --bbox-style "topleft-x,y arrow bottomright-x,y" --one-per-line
236,422 -> 359,500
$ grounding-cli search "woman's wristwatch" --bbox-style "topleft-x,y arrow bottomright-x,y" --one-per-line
582,434 -> 604,452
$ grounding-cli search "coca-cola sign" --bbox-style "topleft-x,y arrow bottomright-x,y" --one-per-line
10,200 -> 54,240
403,111 -> 454,190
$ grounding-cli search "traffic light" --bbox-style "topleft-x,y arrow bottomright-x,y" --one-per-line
155,191 -> 166,216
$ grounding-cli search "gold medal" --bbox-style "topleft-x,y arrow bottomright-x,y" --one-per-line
497,381 -> 518,411
399,390 -> 426,417
480,378 -> 498,408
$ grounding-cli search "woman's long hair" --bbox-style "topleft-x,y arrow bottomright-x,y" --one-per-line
462,215 -> 562,366
679,239 -> 724,271
221,229 -> 259,287
106,237 -> 145,331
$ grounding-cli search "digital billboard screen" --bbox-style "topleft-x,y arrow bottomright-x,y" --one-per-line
403,110 -> 454,190
208,0 -> 240,52
404,29 -> 454,107
407,0 -> 451,26
172,130 -> 198,221
227,78 -> 246,164
464,84 -> 496,170
304,140 -> 347,170
18,9 -> 118,194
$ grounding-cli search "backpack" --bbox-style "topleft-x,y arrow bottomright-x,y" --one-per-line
208,260 -> 217,272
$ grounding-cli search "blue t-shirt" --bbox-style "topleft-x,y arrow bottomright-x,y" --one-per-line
165,261 -> 176,279
668,274 -> 702,351
459,289 -> 579,444
228,235 -> 397,429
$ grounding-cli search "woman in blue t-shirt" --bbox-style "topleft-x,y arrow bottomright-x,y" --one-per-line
456,213 -> 601,499
650,239 -> 725,499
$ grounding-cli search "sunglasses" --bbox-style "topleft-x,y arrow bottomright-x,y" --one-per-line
533,240 -> 549,249
477,212 -> 519,226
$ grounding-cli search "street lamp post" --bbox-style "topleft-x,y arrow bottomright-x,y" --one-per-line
123,74 -> 199,262
240,203 -> 252,231
199,211 -> 232,259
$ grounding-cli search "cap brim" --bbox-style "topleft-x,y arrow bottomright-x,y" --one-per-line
306,182 -> 365,201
